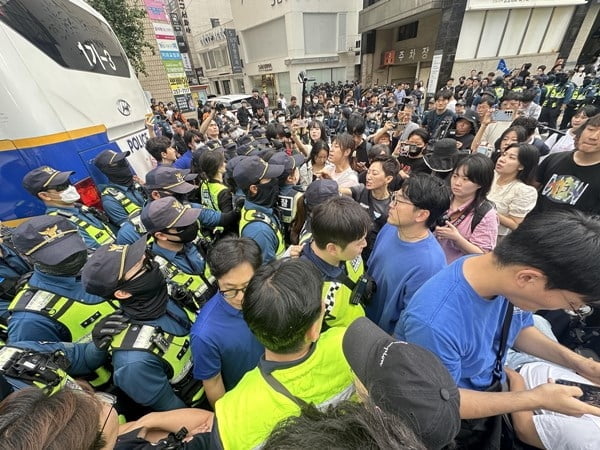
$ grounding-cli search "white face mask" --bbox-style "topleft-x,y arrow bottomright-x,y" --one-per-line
59,185 -> 80,203
195,142 -> 204,150
315,115 -> 324,122
328,108 -> 335,115
278,116 -> 286,123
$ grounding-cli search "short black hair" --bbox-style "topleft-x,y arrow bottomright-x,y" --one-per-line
207,237 -> 262,279
434,90 -> 452,101
145,136 -> 172,162
407,128 -> 430,145
333,133 -> 356,154
263,401 -> 426,450
370,155 -> 399,178
243,258 -> 323,354
311,196 -> 372,250
346,114 -> 366,135
309,140 -> 329,165
195,148 -> 225,180
402,173 -> 451,228
510,117 -> 538,138
574,113 -> 600,143
495,210 -> 600,303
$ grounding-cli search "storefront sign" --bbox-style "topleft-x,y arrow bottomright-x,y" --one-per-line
467,0 -> 585,10
427,50 -> 443,94
258,63 -> 273,72
397,46 -> 430,63
225,28 -> 243,74
383,50 -> 395,65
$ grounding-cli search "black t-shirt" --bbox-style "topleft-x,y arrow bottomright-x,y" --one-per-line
397,155 -> 430,175
534,151 -> 600,215
455,133 -> 475,151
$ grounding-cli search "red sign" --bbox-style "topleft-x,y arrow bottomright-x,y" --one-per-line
383,50 -> 396,65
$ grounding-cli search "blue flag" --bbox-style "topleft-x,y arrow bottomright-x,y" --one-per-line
497,59 -> 511,76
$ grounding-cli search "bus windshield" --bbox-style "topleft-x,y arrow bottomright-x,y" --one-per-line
0,0 -> 130,78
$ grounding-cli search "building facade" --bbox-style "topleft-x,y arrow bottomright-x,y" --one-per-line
359,0 -> 594,92
230,0 -> 362,101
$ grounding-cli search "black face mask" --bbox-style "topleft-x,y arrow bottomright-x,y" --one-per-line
251,178 -> 280,208
162,222 -> 199,244
409,145 -> 424,157
36,250 -> 88,277
103,161 -> 134,186
118,260 -> 168,320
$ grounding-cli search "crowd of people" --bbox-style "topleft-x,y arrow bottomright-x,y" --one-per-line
1,58 -> 600,449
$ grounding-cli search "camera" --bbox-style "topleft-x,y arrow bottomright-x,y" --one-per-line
435,214 -> 451,227
283,126 -> 292,139
215,102 -> 225,112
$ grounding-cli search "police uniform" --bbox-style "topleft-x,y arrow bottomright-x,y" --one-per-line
0,240 -> 31,341
233,156 -> 286,263
214,327 -> 355,450
98,183 -> 145,226
9,216 -> 115,344
82,238 -> 204,411
46,205 -> 116,249
301,243 -> 366,329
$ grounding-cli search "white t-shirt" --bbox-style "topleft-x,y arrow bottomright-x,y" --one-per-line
520,361 -> 600,450
487,174 -> 538,236
543,130 -> 576,161
324,163 -> 359,188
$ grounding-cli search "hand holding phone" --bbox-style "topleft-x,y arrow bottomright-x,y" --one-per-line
556,379 -> 600,406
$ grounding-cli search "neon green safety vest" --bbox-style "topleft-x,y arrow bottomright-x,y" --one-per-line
9,285 -> 117,343
322,256 -> 366,329
199,181 -> 227,212
110,323 -> 204,407
0,346 -> 81,395
101,186 -> 142,217
48,210 -> 115,246
199,181 -> 228,235
239,207 -> 285,257
215,327 -> 355,450
151,253 -> 217,320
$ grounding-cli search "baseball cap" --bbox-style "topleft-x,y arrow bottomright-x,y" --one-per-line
145,166 -> 197,194
22,166 -> 75,195
269,151 -> 305,175
12,215 -> 86,265
94,149 -> 130,170
81,237 -> 147,298
232,156 -> 284,190
141,196 -> 200,233
343,318 -> 460,449
423,138 -> 459,173
303,179 -> 339,209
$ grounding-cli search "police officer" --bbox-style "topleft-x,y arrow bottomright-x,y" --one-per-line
22,166 -> 116,249
269,151 -> 305,245
232,156 -> 285,263
82,238 -> 204,411
140,197 -> 217,315
0,225 -> 31,341
8,216 -> 115,344
94,149 -> 145,227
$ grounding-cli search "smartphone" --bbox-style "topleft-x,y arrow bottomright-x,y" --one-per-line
556,379 -> 600,406
491,110 -> 513,122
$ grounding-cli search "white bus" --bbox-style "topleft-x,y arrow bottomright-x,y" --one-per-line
0,0 -> 154,223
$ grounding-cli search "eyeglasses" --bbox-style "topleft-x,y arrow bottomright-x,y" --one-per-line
390,193 -> 414,207
96,392 -> 117,435
220,284 -> 250,299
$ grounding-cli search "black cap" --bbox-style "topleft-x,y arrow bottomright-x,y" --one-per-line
12,215 -> 86,265
81,237 -> 147,298
269,151 -> 305,174
141,196 -> 200,233
145,166 -> 197,194
94,149 -> 130,170
343,318 -> 460,449
456,109 -> 479,132
22,166 -> 75,195
303,179 -> 339,209
423,138 -> 459,173
232,156 -> 284,190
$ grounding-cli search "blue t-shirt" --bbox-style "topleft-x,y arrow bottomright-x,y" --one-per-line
190,292 -> 263,390
366,224 -> 446,334
396,256 -> 534,390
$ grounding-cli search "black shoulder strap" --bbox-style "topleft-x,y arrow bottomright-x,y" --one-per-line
492,302 -> 514,384
259,364 -> 308,409
471,200 -> 495,232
